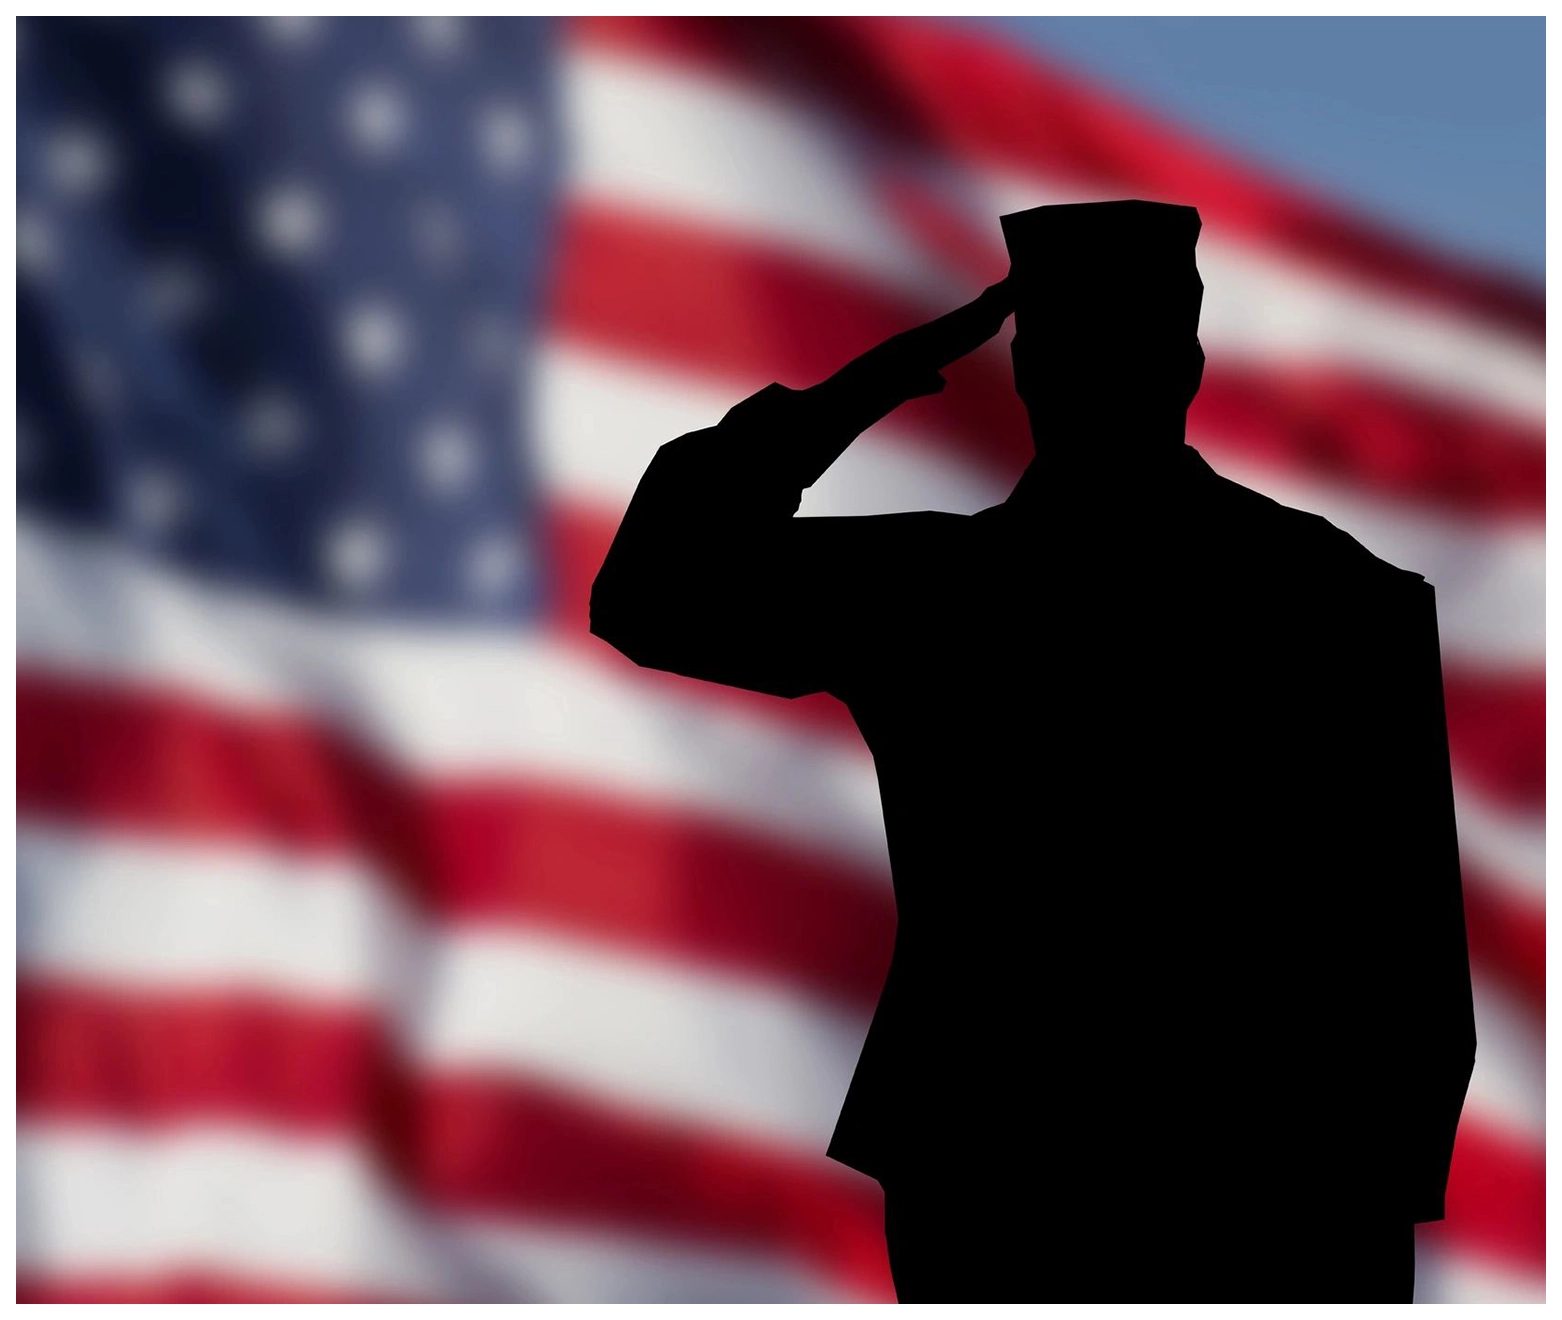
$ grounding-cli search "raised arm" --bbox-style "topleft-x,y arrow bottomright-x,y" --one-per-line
589,282 -> 1013,699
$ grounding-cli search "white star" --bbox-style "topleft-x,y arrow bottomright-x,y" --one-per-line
464,531 -> 525,601
416,416 -> 479,496
466,311 -> 513,376
162,55 -> 232,132
257,16 -> 324,49
342,78 -> 411,159
322,514 -> 392,595
411,198 -> 463,269
140,254 -> 210,327
253,181 -> 328,261
126,467 -> 185,537
45,124 -> 116,200
73,350 -> 120,415
408,16 -> 466,60
17,207 -> 56,280
239,387 -> 307,461
339,297 -> 411,382
474,99 -> 534,180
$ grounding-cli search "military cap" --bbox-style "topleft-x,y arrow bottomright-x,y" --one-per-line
1001,198 -> 1203,335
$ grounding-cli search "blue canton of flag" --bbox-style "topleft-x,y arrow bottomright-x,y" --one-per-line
18,16 -> 560,620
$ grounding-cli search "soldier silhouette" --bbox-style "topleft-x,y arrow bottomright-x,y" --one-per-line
589,199 -> 1476,1302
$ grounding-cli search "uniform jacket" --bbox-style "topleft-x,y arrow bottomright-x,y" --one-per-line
589,381 -> 1477,1227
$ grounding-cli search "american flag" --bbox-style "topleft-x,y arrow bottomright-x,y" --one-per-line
16,16 -> 1542,1303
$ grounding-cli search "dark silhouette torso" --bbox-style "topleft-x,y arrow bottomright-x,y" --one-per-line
793,447 -> 1466,1214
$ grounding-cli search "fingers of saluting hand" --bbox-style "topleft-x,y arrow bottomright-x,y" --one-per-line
719,278 -> 1008,430
876,277 -> 1016,372
974,275 -> 1015,310
935,276 -> 1016,347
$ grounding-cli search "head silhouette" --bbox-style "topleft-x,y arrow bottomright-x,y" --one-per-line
1001,200 -> 1205,458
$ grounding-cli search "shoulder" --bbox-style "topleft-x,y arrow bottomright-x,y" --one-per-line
1205,471 -> 1427,594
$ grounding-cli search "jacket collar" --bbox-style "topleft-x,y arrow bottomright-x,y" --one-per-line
995,440 -> 1216,513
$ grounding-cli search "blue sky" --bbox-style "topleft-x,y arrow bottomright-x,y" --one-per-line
965,17 -> 1543,286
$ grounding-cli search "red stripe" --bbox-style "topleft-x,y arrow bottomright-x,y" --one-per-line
18,982 -> 375,1130
554,203 -> 1543,518
16,672 -> 896,1010
1460,866 -> 1544,1015
1191,364 -> 1542,520
18,979 -> 1538,1277
16,980 -> 896,1299
1423,1117 -> 1547,1272
551,201 -> 1032,479
569,17 -> 1542,340
1441,672 -> 1545,810
411,1079 -> 889,1296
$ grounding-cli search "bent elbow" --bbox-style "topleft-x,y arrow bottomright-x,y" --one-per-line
588,563 -> 666,672
587,569 -> 635,656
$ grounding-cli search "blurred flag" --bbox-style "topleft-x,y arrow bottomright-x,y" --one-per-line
17,16 -> 1542,1303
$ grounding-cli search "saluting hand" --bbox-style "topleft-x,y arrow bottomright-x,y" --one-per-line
715,278 -> 1015,490
820,276 -> 1016,403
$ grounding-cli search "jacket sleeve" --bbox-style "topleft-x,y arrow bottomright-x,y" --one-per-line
588,375 -> 938,700
1379,577 -> 1478,1223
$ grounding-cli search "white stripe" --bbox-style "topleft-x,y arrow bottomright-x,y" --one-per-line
17,1123 -> 445,1298
17,511 -> 1538,900
1200,445 -> 1543,671
538,342 -> 1006,519
17,1123 -> 838,1301
1464,974 -> 1546,1147
1452,781 -> 1544,903
16,516 -> 892,876
566,50 -> 950,299
991,170 -> 1546,430
565,51 -> 1543,428
539,345 -> 1542,669
17,823 -> 1543,1147
412,926 -> 865,1146
17,824 -> 870,1149
1413,1237 -> 1546,1304
448,1214 -> 840,1303
1189,225 -> 1544,433
17,826 -> 411,1005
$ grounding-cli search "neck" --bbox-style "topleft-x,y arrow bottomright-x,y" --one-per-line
1005,431 -> 1195,510
1034,401 -> 1187,443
